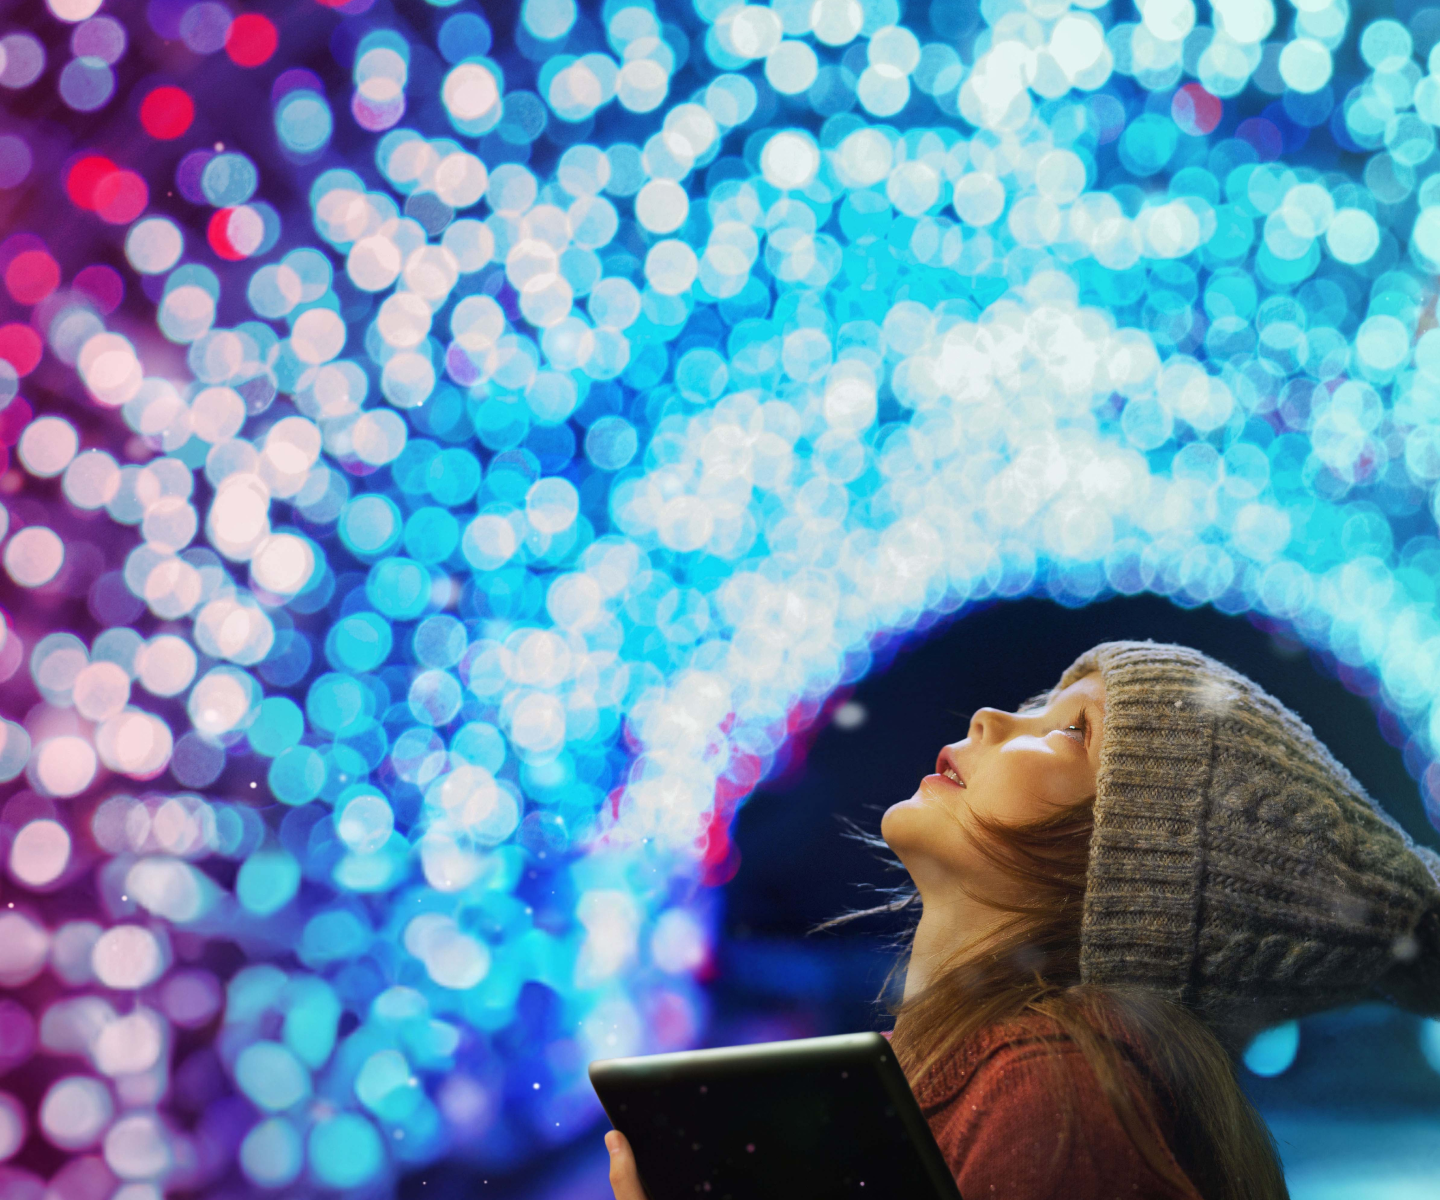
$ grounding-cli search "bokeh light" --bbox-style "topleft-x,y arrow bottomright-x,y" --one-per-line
0,0 -> 1438,1196
139,87 -> 194,140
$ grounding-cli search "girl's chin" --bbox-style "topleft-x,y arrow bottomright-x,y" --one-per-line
883,795 -> 926,820
880,796 -> 925,842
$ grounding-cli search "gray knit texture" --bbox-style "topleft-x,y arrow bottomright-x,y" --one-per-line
1052,641 -> 1440,1054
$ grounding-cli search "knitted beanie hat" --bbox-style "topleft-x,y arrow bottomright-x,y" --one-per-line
1051,641 -> 1440,1054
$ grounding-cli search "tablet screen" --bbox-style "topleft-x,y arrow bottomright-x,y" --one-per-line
589,1033 -> 962,1200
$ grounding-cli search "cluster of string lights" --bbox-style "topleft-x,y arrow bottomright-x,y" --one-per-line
2,0 -> 1440,1193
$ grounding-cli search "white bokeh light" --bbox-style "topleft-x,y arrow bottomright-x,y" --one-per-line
10,819 -> 71,887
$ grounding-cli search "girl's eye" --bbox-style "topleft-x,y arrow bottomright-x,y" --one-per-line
1060,714 -> 1087,743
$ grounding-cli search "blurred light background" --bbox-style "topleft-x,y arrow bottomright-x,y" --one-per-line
0,0 -> 1438,1197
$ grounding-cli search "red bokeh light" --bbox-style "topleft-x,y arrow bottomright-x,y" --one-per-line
66,155 -> 118,210
207,208 -> 246,260
68,156 -> 148,223
0,325 -> 42,377
93,171 -> 148,224
139,86 -> 195,140
4,250 -> 60,306
1171,84 -> 1222,137
74,264 -> 124,314
226,14 -> 278,67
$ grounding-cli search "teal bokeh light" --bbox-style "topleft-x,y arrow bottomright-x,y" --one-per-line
1243,1021 -> 1303,1078
307,1113 -> 385,1188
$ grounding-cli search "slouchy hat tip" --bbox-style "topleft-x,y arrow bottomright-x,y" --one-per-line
1053,640 -> 1440,1042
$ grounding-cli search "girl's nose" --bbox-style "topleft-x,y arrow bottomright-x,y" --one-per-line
967,707 -> 1017,745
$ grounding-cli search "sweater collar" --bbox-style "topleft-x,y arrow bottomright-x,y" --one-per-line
883,1012 -> 1142,1111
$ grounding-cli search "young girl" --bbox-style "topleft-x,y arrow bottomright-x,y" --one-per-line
604,641 -> 1440,1199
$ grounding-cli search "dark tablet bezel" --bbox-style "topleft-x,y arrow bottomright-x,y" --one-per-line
588,1031 -> 962,1200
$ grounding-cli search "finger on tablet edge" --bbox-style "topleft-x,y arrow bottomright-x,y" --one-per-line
606,1129 -> 649,1200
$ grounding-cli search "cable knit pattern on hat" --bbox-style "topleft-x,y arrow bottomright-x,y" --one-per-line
1052,641 -> 1440,1054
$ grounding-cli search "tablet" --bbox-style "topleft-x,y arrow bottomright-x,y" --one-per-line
588,1031 -> 963,1200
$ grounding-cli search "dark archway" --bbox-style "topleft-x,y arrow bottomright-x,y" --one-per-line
727,593 -> 1439,951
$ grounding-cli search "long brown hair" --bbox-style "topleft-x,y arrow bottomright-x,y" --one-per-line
812,793 -> 1289,1200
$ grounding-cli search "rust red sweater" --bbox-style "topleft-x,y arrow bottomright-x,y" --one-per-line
883,1017 -> 1205,1199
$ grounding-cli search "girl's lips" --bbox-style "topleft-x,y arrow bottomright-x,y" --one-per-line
935,747 -> 966,786
924,771 -> 966,794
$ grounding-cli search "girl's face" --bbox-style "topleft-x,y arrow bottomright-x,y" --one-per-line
881,673 -> 1105,903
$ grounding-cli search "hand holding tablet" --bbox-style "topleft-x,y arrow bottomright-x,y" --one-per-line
604,1128 -> 650,1200
589,1031 -> 962,1200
